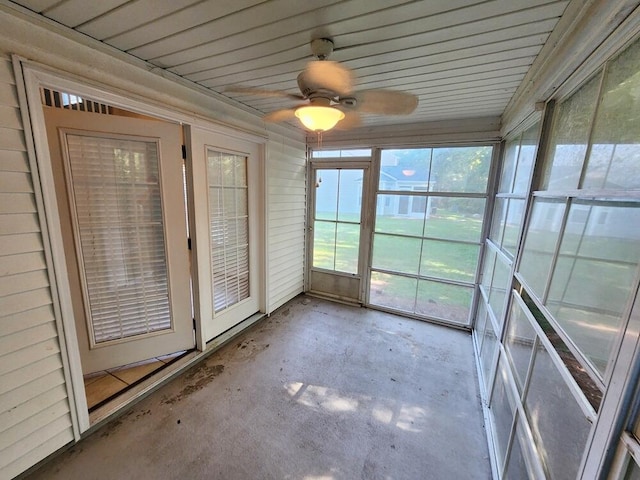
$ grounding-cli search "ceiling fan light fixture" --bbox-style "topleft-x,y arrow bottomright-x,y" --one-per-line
294,105 -> 345,132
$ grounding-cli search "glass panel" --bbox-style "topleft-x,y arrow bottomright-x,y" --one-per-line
584,38 -> 640,190
481,248 -> 496,294
335,223 -> 360,274
504,299 -> 537,393
313,221 -> 335,270
379,149 -> 431,191
489,256 -> 511,324
415,280 -> 472,324
475,300 -> 489,352
423,197 -> 486,242
513,122 -> 539,194
337,169 -> 364,222
208,150 -> 250,313
481,318 -> 498,392
491,356 -> 516,470
499,139 -> 520,193
542,73 -> 601,191
546,201 -> 640,376
624,458 -> 640,480
369,272 -> 417,312
430,146 -> 492,193
313,149 -> 372,158
313,168 -> 364,274
518,199 -> 566,298
375,196 -> 426,236
315,169 -> 338,220
67,134 -> 170,343
419,240 -> 479,282
504,418 -> 532,480
371,233 -> 421,274
525,341 -> 592,480
503,199 -> 526,257
490,197 -> 508,245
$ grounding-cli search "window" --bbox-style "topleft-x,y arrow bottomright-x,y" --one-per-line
370,146 -> 492,325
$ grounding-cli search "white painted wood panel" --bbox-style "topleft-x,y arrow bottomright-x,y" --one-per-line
0,53 -> 74,479
0,304 -> 54,337
265,136 -> 306,313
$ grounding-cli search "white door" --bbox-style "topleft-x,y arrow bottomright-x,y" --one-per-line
44,108 -> 194,373
188,126 -> 262,341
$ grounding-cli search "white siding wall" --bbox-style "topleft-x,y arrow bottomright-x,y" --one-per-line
0,55 -> 74,479
265,136 -> 307,313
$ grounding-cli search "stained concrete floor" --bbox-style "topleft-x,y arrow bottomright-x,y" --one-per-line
27,296 -> 491,480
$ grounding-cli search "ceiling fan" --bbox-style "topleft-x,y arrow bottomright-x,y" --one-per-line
226,38 -> 419,132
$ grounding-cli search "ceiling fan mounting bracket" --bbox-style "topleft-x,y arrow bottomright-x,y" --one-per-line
310,38 -> 334,60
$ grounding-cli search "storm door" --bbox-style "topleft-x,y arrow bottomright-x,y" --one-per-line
308,160 -> 372,303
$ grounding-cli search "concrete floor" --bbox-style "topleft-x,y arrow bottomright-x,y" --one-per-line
27,296 -> 491,480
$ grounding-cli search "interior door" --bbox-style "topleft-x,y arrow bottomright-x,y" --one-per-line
308,162 -> 371,303
44,107 -> 194,373
188,126 -> 262,341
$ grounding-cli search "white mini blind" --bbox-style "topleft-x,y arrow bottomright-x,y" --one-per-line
207,149 -> 250,313
66,134 -> 171,343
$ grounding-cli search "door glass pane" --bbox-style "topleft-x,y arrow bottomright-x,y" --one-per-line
335,223 -> 360,273
546,201 -> 640,376
207,149 -> 250,313
584,37 -> 640,190
313,168 -> 364,274
542,73 -> 601,191
66,134 -> 171,343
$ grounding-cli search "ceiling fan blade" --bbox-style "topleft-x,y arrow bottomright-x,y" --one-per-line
335,111 -> 361,130
354,90 -> 418,115
303,60 -> 354,96
263,108 -> 298,123
225,85 -> 305,101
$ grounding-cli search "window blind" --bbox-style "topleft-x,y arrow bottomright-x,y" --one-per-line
66,134 -> 171,343
207,150 -> 250,313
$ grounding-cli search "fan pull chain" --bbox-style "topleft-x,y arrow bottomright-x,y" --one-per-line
316,131 -> 323,148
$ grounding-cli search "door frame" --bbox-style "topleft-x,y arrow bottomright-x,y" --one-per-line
306,158 -> 374,304
17,59 -> 267,434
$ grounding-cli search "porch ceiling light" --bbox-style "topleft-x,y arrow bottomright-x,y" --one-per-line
294,105 -> 345,132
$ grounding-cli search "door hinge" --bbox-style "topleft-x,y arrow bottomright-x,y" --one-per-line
181,144 -> 187,160
187,237 -> 191,250
193,318 -> 196,330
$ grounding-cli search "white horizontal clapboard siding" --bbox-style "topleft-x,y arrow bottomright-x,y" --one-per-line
265,136 -> 306,313
0,54 -> 74,479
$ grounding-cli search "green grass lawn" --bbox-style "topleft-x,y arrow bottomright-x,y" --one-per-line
312,209 -> 484,322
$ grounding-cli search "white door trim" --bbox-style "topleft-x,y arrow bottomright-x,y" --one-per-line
14,58 -> 267,434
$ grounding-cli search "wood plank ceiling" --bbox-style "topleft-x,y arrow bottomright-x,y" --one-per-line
10,0 -> 570,129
